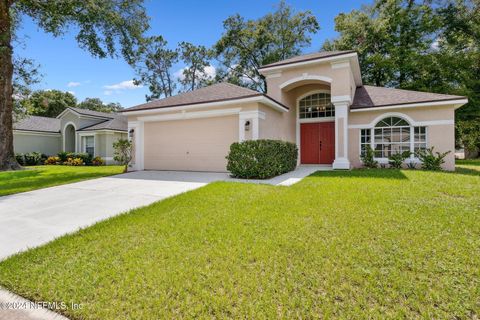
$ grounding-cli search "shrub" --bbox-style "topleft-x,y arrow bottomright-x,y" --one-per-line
388,151 -> 411,169
360,145 -> 378,169
15,153 -> 25,166
113,139 -> 133,173
92,156 -> 105,166
64,157 -> 84,166
45,156 -> 61,165
66,152 -> 92,165
416,147 -> 451,171
24,152 -> 43,166
57,151 -> 69,162
226,139 -> 298,179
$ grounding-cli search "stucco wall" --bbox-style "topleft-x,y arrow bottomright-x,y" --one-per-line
348,105 -> 456,170
265,63 -> 354,102
13,132 -> 61,155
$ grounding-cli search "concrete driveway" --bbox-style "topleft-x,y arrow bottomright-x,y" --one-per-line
0,171 -> 227,260
0,166 -> 327,260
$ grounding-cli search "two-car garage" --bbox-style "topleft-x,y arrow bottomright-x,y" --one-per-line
143,115 -> 239,172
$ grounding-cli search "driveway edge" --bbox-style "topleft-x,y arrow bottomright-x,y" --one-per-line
0,287 -> 69,320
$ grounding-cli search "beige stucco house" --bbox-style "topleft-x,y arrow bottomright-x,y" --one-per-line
13,107 -> 127,163
122,51 -> 468,172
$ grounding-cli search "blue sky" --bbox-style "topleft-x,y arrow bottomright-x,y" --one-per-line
15,0 -> 366,108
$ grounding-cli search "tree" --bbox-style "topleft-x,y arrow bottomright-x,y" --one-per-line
113,139 -> 133,173
77,98 -> 122,113
215,1 -> 319,92
323,0 -> 438,88
133,36 -> 178,101
22,90 -> 77,117
178,42 -> 214,92
325,0 -> 480,158
1,0 -> 149,170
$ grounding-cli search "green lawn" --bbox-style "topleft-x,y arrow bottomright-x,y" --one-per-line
0,163 -> 479,319
0,165 -> 124,196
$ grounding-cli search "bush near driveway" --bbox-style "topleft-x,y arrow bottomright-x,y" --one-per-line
226,139 -> 298,179
0,163 -> 478,319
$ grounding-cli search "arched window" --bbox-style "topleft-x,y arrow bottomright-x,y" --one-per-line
360,116 -> 427,158
299,92 -> 334,119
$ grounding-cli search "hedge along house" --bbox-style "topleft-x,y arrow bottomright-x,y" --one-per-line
122,51 -> 468,172
13,107 -> 128,163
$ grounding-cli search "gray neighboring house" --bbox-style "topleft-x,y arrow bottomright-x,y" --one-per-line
13,107 -> 128,164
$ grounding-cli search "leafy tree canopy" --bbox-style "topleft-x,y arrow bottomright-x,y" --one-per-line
77,97 -> 122,113
215,0 -> 319,92
22,90 -> 77,118
178,42 -> 214,92
1,0 -> 150,170
132,35 -> 178,101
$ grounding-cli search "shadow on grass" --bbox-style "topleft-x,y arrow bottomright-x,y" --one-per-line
0,168 -> 41,181
456,159 -> 480,167
453,167 -> 480,177
309,169 -> 409,180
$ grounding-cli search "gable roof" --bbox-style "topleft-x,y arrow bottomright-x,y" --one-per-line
58,107 -> 116,119
259,51 -> 355,70
122,82 -> 288,113
352,85 -> 467,110
13,116 -> 61,133
78,117 -> 127,132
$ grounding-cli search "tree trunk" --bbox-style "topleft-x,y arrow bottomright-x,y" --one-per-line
0,0 -> 20,170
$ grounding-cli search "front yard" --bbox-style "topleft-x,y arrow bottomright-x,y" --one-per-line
0,165 -> 124,196
0,162 -> 479,319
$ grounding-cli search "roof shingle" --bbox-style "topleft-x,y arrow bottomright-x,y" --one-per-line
78,117 -> 127,132
14,116 -> 61,133
122,83 -> 263,113
352,85 -> 466,109
259,51 -> 355,70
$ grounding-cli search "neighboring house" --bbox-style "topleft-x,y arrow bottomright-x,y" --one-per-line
122,50 -> 468,172
13,107 -> 127,164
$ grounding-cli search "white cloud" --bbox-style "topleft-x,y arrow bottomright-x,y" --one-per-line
67,81 -> 81,87
67,91 -> 75,95
104,80 -> 142,90
103,90 -> 113,96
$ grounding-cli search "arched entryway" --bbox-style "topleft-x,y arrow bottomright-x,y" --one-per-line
297,90 -> 335,165
64,123 -> 76,152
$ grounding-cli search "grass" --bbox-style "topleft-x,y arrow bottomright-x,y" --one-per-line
0,163 -> 479,319
0,165 -> 124,196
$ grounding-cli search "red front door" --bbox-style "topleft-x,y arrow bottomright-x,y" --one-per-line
300,122 -> 335,164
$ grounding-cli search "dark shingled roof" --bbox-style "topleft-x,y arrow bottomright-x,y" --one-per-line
259,51 -> 355,69
69,107 -> 116,119
351,85 -> 466,109
14,116 -> 61,133
78,116 -> 127,132
122,82 -> 283,113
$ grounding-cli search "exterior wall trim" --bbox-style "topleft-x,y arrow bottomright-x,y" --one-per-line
128,121 -> 144,171
348,112 -> 454,129
259,52 -> 358,73
13,130 -> 61,137
122,96 -> 288,116
137,108 -> 242,122
350,98 -> 468,112
279,74 -> 333,90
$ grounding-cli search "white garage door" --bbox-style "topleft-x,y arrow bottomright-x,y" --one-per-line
143,115 -> 238,172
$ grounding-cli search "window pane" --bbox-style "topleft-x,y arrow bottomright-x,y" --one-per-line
299,93 -> 334,119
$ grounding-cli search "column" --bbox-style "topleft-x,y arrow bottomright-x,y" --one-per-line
332,100 -> 351,170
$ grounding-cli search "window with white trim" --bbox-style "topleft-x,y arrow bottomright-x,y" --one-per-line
360,116 -> 427,158
299,93 -> 334,119
83,136 -> 94,156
